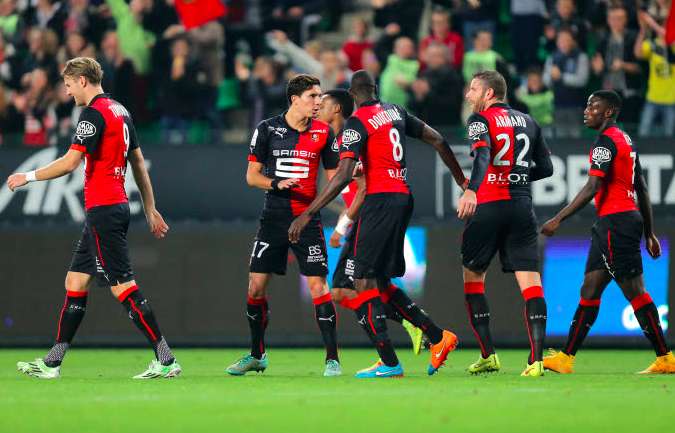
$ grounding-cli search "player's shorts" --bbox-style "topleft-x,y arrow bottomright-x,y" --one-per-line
585,210 -> 643,281
351,193 -> 413,280
462,196 -> 539,273
249,211 -> 328,276
69,202 -> 134,287
332,225 -> 356,289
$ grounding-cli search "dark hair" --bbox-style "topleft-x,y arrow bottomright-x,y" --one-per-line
472,70 -> 507,100
591,90 -> 622,118
350,69 -> 377,99
526,65 -> 543,76
324,89 -> 355,118
286,74 -> 321,105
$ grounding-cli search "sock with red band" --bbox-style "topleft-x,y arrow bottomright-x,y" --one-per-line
383,285 -> 443,344
562,298 -> 600,356
313,293 -> 339,362
463,282 -> 494,358
353,289 -> 399,367
44,291 -> 88,368
631,292 -> 669,356
119,286 -> 175,365
247,296 -> 269,360
523,286 -> 547,363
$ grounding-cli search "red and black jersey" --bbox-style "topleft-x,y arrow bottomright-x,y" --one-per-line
468,103 -> 551,204
333,133 -> 359,207
69,93 -> 139,210
248,112 -> 337,216
588,124 -> 639,217
339,100 -> 425,195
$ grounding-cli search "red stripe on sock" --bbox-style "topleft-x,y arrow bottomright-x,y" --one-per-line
312,293 -> 332,305
647,310 -> 668,355
128,298 -> 158,342
565,310 -> 585,355
465,301 -> 488,358
247,296 -> 267,306
630,293 -> 653,311
579,298 -> 601,307
524,307 -> 535,364
464,282 -> 485,294
55,295 -> 68,342
367,302 -> 377,335
352,289 -> 379,309
66,290 -> 88,298
522,285 -> 544,301
117,285 -> 138,302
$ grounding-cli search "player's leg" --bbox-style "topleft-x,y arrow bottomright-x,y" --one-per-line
463,267 -> 500,374
515,271 -> 546,377
17,271 -> 92,379
377,279 -> 427,355
306,276 -> 340,367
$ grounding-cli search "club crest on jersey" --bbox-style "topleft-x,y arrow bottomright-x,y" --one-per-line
75,121 -> 96,142
311,132 -> 319,142
331,138 -> 339,151
591,146 -> 611,167
468,121 -> 487,141
341,129 -> 361,148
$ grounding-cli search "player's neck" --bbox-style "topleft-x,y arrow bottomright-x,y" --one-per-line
330,118 -> 344,135
83,87 -> 105,106
285,109 -> 310,131
481,98 -> 502,111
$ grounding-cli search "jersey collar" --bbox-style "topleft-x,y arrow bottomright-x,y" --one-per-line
490,102 -> 510,109
88,93 -> 111,106
360,99 -> 380,107
281,110 -> 313,133
601,121 -> 617,133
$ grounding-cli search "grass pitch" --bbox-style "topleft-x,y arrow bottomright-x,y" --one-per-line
1,348 -> 673,433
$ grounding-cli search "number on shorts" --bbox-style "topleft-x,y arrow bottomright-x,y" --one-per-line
390,128 -> 403,162
251,241 -> 270,258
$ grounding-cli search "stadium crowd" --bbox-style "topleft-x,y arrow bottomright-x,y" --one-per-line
0,0 -> 673,147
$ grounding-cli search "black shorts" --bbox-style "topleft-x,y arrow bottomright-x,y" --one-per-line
352,193 -> 413,280
585,210 -> 643,281
462,197 -> 539,273
249,212 -> 328,276
332,225 -> 357,289
69,203 -> 134,287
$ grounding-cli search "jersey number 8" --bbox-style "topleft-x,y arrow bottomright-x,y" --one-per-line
390,128 -> 403,162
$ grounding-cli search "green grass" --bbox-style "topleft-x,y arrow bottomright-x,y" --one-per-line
1,348 -> 674,433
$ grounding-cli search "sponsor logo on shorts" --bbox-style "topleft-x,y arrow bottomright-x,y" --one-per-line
591,146 -> 611,167
345,259 -> 355,276
341,129 -> 361,148
468,121 -> 487,141
307,244 -> 326,263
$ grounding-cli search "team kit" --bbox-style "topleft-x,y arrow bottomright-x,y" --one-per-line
6,57 -> 675,380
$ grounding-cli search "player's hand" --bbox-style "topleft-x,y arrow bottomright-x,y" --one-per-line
7,173 -> 28,191
329,230 -> 342,248
288,212 -> 312,243
277,178 -> 300,190
146,207 -> 169,239
457,189 -> 477,219
352,162 -> 363,177
646,233 -> 661,259
541,218 -> 560,237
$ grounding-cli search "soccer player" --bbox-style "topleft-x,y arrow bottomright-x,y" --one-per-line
316,89 -> 425,355
8,57 -> 180,379
458,70 -> 553,377
226,75 -> 342,377
541,90 -> 675,374
289,70 -> 467,378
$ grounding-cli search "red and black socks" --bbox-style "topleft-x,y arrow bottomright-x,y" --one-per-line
523,286 -> 547,363
464,282 -> 495,359
118,285 -> 175,365
44,291 -> 88,367
246,296 -> 269,360
382,284 -> 443,344
563,298 -> 600,356
353,289 -> 399,367
631,292 -> 669,357
313,293 -> 339,362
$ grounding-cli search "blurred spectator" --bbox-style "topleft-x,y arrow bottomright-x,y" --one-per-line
455,0 -> 499,45
0,0 -> 20,41
0,82 -> 22,144
409,42 -> 463,127
14,67 -> 56,147
0,31 -> 21,89
635,11 -> 675,137
462,30 -> 503,83
263,0 -> 325,44
544,0 -> 588,52
379,36 -> 419,108
64,0 -> 109,48
57,31 -> 95,65
361,48 -> 381,82
159,36 -> 203,145
372,0 -> 424,40
342,17 -> 373,72
99,30 -> 134,109
373,21 -> 401,68
516,66 -> 554,129
236,55 -> 286,129
543,28 -> 589,137
419,8 -> 463,70
510,0 -> 546,74
592,6 -> 642,124
22,27 -> 59,80
105,0 -> 155,76
53,80 -> 75,145
24,0 -> 67,42
224,0 -> 265,79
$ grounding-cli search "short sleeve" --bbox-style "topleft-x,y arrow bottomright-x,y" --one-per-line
403,108 -> 425,139
322,129 -> 339,169
589,135 -> 617,178
247,121 -> 269,163
70,107 -> 105,154
126,118 -> 140,151
466,113 -> 491,154
339,117 -> 368,161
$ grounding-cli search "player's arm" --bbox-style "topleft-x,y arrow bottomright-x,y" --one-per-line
530,124 -> 553,181
127,147 -> 169,239
458,114 -> 492,219
246,121 -> 299,191
634,157 -> 661,258
346,174 -> 366,220
404,108 -> 466,188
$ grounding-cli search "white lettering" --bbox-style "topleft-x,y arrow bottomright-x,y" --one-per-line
640,155 -> 672,205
